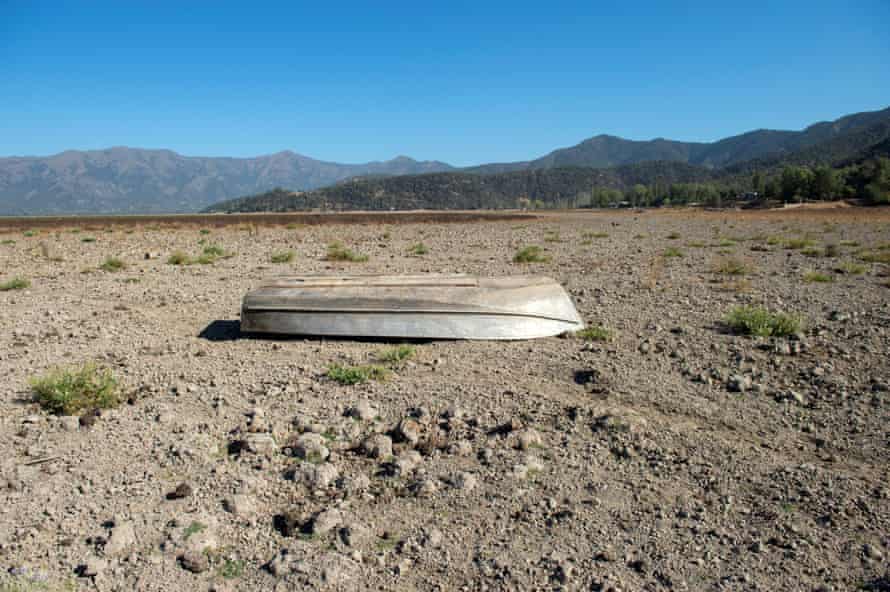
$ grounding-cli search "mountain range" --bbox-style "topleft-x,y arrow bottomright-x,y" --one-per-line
2,106 -> 889,215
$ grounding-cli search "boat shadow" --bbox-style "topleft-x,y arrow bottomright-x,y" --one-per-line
198,320 -> 438,344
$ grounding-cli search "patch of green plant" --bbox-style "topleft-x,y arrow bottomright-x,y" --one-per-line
857,250 -> 890,264
715,238 -> 737,247
99,256 -> 126,272
724,305 -> 803,338
325,241 -> 368,262
0,277 -> 30,291
377,345 -> 416,364
839,240 -> 859,247
217,559 -> 245,579
713,257 -> 752,275
270,250 -> 295,264
327,364 -> 389,385
408,242 -> 429,256
686,240 -> 706,248
823,244 -> 840,258
199,229 -> 211,235
543,231 -> 561,243
584,231 -> 609,239
801,247 -> 823,257
167,251 -> 191,265
286,223 -> 299,230
803,271 -> 834,283
784,238 -> 816,250
663,247 -> 683,258
1,239 -> 15,245
575,325 -> 612,341
513,245 -> 550,263
765,236 -> 783,246
29,363 -> 119,415
81,236 -> 96,243
202,244 -> 225,258
835,262 -> 867,275
23,230 -> 36,237
666,232 -> 681,240
183,521 -> 206,540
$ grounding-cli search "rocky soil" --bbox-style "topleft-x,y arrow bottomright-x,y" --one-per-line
1,208 -> 889,591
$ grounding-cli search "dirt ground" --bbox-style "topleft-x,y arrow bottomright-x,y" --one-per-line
1,208 -> 889,591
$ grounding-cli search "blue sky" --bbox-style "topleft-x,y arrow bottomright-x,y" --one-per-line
2,1 -> 888,165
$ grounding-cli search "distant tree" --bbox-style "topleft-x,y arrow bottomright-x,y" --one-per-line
752,171 -> 764,194
809,166 -> 838,200
780,166 -> 814,202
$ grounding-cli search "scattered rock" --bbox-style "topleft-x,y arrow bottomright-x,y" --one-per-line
166,482 -> 193,500
515,428 -> 543,450
312,508 -> 343,535
179,551 -> 209,573
78,556 -> 107,577
291,433 -> 330,463
450,471 -> 478,492
727,374 -> 752,392
104,520 -> 137,556
224,494 -> 256,517
395,417 -> 422,445
345,400 -> 378,421
340,522 -> 373,547
362,434 -> 393,460
244,432 -> 277,455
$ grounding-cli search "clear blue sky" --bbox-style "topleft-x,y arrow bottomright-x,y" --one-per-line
2,1 -> 888,165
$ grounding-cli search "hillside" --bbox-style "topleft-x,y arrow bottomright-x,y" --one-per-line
204,162 -> 714,212
0,149 -> 454,215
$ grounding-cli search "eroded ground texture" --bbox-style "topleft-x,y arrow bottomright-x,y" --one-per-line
1,208 -> 889,591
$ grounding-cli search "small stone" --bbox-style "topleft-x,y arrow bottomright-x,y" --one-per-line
864,543 -> 884,560
338,473 -> 371,495
396,417 -> 422,445
167,482 -> 193,500
79,556 -> 107,577
515,428 -> 543,451
224,494 -> 256,517
340,522 -> 372,547
345,400 -> 378,421
179,551 -> 209,573
244,433 -> 277,455
727,374 -> 752,393
451,471 -> 478,492
410,477 -> 439,497
362,434 -> 393,460
312,508 -> 343,535
104,521 -> 137,556
79,410 -> 99,428
59,416 -> 80,432
321,553 -> 360,586
478,448 -> 495,464
292,433 -> 330,462
421,527 -> 443,548
393,450 -> 422,476
448,440 -> 473,456
291,462 -> 339,489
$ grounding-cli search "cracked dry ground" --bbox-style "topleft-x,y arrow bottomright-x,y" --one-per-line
1,207 -> 889,591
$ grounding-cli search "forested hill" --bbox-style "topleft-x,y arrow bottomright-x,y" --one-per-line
204,162 -> 713,212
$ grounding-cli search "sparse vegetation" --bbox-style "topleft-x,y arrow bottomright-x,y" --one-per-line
663,247 -> 683,258
183,521 -> 206,540
1,277 -> 30,291
29,363 -> 119,415
857,250 -> 890,264
712,256 -> 752,275
23,230 -> 36,237
835,261 -> 867,275
270,250 -> 295,264
99,256 -> 126,272
217,559 -> 245,579
81,236 -> 96,243
575,325 -> 613,341
801,247 -> 823,257
408,242 -> 429,256
377,345 -> 416,364
725,305 -> 803,337
325,241 -> 368,262
784,238 -> 816,250
1,239 -> 15,245
327,364 -> 389,385
584,231 -> 609,239
513,245 -> 550,263
167,251 -> 191,265
803,270 -> 834,283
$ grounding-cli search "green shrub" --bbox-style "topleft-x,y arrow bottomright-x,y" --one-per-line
408,243 -> 429,256
30,363 -> 119,415
803,271 -> 834,283
664,247 -> 683,258
202,244 -> 225,258
835,262 -> 867,275
327,364 -> 389,385
513,245 -> 550,263
199,229 -> 211,235
326,241 -> 368,262
377,345 -> 416,364
575,325 -> 612,341
1,239 -> 15,245
23,230 -> 36,237
584,231 -> 609,239
725,306 -> 803,337
0,277 -> 30,291
99,257 -> 126,272
857,250 -> 890,264
167,251 -> 191,265
712,257 -> 752,276
218,559 -> 246,579
270,250 -> 296,264
81,236 -> 96,243
784,238 -> 816,250
667,232 -> 682,240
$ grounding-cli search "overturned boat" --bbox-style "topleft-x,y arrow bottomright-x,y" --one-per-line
240,274 -> 583,340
